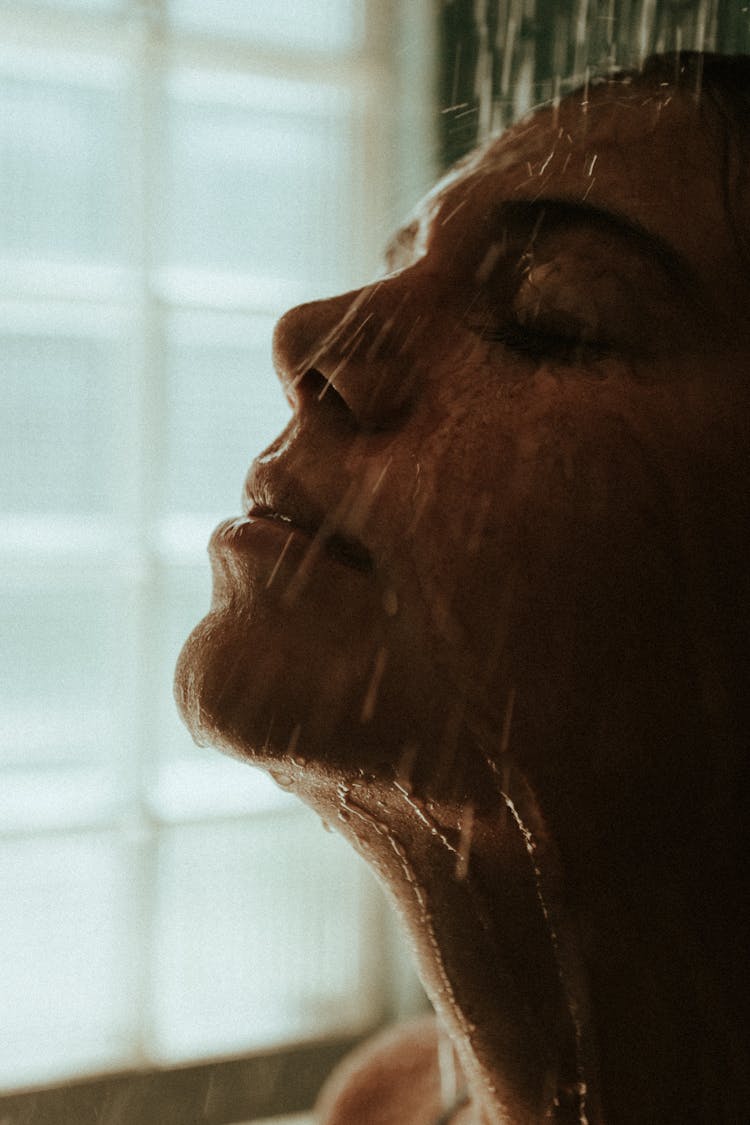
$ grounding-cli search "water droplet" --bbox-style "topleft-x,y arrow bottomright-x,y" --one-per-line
455,802 -> 475,881
395,783 -> 459,857
269,769 -> 294,791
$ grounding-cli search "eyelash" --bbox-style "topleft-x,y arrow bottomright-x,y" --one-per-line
481,322 -> 610,364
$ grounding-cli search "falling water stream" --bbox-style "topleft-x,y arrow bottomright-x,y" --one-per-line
441,0 -> 750,165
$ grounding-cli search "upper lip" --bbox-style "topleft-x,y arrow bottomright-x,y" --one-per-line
242,465 -> 374,574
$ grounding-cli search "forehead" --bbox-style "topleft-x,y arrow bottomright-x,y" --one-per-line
399,85 -> 740,296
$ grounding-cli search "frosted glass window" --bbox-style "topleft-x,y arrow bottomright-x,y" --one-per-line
164,311 -> 291,518
0,574 -> 130,771
1,326 -> 128,515
170,0 -> 364,52
0,61 -> 127,265
151,812 -> 380,1061
0,832 -> 141,1089
164,73 -> 349,287
0,0 -> 419,1095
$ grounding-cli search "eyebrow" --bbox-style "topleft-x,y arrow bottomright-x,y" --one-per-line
385,195 -> 696,290
499,197 -> 696,286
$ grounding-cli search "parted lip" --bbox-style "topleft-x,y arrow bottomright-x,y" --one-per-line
242,465 -> 374,574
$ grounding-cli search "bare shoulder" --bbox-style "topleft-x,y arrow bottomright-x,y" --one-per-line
314,1014 -> 452,1125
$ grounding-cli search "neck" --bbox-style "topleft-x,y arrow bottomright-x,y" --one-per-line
292,758 -> 598,1124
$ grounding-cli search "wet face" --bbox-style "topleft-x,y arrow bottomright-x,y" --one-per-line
175,81 -> 749,812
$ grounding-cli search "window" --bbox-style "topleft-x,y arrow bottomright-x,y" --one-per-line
0,0 -> 434,1093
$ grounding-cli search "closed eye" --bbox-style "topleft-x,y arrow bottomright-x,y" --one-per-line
480,321 -> 612,364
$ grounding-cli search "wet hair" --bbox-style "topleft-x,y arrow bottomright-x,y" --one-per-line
630,51 -> 750,269
638,48 -> 750,96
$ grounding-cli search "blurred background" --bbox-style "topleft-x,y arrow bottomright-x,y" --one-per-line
0,2 -> 748,1122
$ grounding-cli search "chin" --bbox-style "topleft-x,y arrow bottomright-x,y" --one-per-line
174,596 -> 429,783
174,582 -> 498,808
176,598 -> 370,762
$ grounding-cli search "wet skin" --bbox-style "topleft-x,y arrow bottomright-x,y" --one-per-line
176,81 -> 750,1123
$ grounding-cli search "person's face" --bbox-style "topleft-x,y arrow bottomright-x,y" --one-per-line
176,82 -> 749,808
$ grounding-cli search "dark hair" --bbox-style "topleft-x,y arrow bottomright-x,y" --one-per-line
633,52 -> 750,269
639,48 -> 750,113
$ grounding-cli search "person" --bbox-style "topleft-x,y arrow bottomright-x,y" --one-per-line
175,52 -> 750,1124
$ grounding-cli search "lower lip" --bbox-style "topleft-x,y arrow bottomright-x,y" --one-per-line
212,514 -> 311,558
211,515 -> 372,575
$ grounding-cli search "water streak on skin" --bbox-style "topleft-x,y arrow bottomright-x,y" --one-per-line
538,146 -> 557,175
488,757 -> 590,1125
280,530 -> 327,606
292,286 -> 381,395
265,529 -> 296,588
370,456 -> 393,496
334,783 -> 479,1080
393,781 -> 460,857
455,803 -> 475,881
440,197 -> 470,227
336,794 -> 461,1022
317,362 -> 346,401
337,311 -> 375,357
393,734 -> 589,1117
383,830 -> 427,909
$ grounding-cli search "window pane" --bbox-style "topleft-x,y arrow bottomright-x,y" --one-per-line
169,0 -> 364,52
164,71 -> 349,289
0,572 -> 133,773
0,55 -> 127,266
0,831 -> 142,1088
0,321 -> 129,515
164,310 -> 290,518
150,811 -> 382,1061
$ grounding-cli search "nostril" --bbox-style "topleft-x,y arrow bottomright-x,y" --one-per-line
273,289 -> 420,433
292,367 -> 356,425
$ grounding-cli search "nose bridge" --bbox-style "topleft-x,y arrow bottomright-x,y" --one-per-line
272,275 -> 426,428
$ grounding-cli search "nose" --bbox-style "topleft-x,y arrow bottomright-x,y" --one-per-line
272,279 -> 425,432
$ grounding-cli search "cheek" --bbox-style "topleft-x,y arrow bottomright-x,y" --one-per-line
401,376 -> 681,687
375,388 -> 522,675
